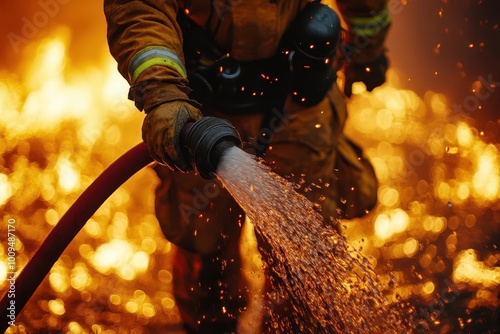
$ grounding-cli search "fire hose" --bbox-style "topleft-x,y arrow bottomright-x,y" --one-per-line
0,117 -> 241,333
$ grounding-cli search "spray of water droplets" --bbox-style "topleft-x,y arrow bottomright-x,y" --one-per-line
216,147 -> 418,333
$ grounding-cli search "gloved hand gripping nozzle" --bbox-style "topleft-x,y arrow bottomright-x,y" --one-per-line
180,117 -> 242,179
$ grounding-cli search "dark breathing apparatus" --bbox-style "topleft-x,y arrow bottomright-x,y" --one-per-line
180,1 -> 341,156
284,1 -> 341,106
181,1 -> 342,112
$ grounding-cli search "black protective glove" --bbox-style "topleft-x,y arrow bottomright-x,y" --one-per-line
343,53 -> 389,98
142,101 -> 203,172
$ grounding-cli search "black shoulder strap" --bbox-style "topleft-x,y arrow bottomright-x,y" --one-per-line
176,10 -> 226,69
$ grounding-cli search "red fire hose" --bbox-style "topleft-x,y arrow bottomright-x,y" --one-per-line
0,142 -> 153,333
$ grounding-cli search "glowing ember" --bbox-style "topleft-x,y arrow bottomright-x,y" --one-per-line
453,249 -> 500,289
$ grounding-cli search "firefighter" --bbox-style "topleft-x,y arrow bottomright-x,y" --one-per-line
104,0 -> 390,332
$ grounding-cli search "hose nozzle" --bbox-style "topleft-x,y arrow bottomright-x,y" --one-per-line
181,117 -> 242,179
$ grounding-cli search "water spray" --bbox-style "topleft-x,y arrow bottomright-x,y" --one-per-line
0,117 -> 241,332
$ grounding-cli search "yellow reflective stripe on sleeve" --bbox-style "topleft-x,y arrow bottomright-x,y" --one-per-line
345,9 -> 391,37
132,58 -> 187,83
129,46 -> 187,84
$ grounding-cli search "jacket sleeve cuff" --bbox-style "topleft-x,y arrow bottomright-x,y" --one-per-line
128,65 -> 201,112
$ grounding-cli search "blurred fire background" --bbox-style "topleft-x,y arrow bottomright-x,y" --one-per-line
0,0 -> 499,333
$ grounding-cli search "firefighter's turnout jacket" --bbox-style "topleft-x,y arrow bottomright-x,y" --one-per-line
105,0 -> 390,331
